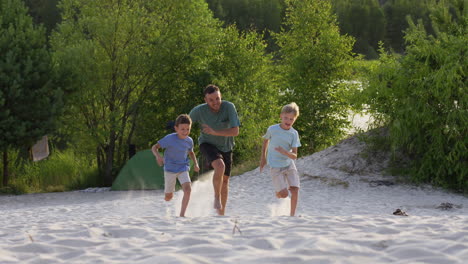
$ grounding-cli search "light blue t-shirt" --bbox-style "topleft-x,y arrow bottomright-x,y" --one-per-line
158,133 -> 194,173
263,124 -> 301,168
189,101 -> 241,152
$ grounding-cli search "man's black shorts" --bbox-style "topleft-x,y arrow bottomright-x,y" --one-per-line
199,143 -> 233,176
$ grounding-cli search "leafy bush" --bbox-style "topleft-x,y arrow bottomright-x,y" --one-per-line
363,2 -> 467,192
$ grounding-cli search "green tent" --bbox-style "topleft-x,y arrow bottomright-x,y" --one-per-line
111,149 -> 164,190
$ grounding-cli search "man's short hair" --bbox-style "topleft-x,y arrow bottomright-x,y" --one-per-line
204,84 -> 220,96
281,102 -> 300,117
175,114 -> 192,126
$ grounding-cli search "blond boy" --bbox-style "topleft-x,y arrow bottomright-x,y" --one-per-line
260,103 -> 301,216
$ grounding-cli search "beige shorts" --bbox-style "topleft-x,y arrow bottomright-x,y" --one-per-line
164,171 -> 191,193
270,162 -> 300,192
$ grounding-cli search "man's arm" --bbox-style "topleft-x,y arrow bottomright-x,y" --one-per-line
201,125 -> 239,137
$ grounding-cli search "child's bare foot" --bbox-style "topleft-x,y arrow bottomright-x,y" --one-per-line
213,198 -> 222,210
165,193 -> 173,201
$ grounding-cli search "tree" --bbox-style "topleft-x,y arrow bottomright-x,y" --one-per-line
0,0 -> 61,186
275,0 -> 355,154
383,0 -> 436,53
52,0 -> 174,185
332,0 -> 386,59
364,0 -> 467,191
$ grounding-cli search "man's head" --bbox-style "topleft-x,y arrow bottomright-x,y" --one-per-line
174,114 -> 192,139
204,84 -> 222,112
280,102 -> 299,130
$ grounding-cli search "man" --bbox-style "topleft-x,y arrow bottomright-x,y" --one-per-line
189,84 -> 240,215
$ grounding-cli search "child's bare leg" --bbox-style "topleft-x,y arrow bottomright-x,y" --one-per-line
165,193 -> 173,201
289,187 -> 299,216
179,182 -> 191,217
276,188 -> 288,198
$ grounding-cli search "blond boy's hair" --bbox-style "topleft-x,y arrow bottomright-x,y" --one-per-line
281,102 -> 299,117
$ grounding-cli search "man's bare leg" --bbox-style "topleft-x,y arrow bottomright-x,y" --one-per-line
289,187 -> 299,216
218,175 -> 229,215
179,182 -> 191,217
211,159 -> 225,210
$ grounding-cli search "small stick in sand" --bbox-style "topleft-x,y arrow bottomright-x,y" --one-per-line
27,232 -> 34,242
232,219 -> 242,235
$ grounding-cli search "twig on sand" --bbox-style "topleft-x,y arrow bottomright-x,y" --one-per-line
27,232 -> 34,242
232,219 -> 242,236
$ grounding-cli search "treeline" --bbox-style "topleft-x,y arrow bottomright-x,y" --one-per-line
207,0 -> 448,58
22,0 -> 449,58
1,0 -> 466,194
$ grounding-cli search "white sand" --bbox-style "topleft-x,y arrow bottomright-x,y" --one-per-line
1,135 -> 467,264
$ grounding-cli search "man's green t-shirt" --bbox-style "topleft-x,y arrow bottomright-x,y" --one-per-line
189,101 -> 240,152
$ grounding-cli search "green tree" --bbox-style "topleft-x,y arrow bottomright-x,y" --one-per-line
206,26 -> 278,162
275,0 -> 355,154
51,0 -> 162,185
0,0 -> 61,186
364,0 -> 467,191
332,0 -> 386,59
206,0 -> 285,53
23,0 -> 61,35
383,0 -> 436,53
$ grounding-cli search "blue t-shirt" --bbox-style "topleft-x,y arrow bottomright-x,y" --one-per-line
158,133 -> 194,173
263,124 -> 301,168
189,101 -> 241,152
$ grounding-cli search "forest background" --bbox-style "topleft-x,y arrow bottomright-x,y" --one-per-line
1,0 -> 466,194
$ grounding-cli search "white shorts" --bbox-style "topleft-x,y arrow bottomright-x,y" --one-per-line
270,162 -> 300,192
164,171 -> 191,193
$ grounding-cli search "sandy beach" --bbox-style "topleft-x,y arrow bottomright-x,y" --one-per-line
1,133 -> 467,263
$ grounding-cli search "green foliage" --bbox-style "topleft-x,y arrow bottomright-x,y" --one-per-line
0,0 -> 62,186
7,148 -> 99,193
206,0 -> 285,53
382,0 -> 436,53
275,0 -> 356,154
23,0 -> 61,35
207,26 -> 278,162
363,1 -> 467,192
133,0 -> 223,150
332,0 -> 385,59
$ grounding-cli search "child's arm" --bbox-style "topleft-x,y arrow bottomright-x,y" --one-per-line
260,139 -> 269,172
274,146 -> 298,160
151,143 -> 164,167
188,150 -> 200,172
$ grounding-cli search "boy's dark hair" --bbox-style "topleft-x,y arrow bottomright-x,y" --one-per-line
175,114 -> 192,127
203,84 -> 220,96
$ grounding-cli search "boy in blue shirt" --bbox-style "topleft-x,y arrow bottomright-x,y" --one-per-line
260,103 -> 301,216
152,114 -> 200,217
